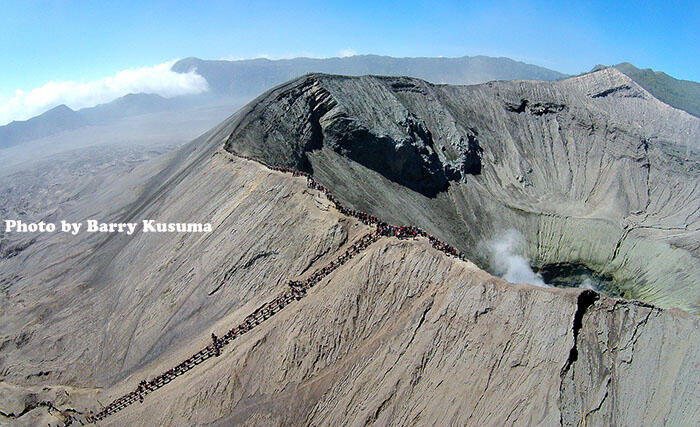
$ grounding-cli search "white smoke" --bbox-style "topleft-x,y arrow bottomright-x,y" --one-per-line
485,229 -> 549,287
0,60 -> 209,125
579,277 -> 597,290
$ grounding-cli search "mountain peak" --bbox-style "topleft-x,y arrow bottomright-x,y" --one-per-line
43,104 -> 75,115
613,62 -> 700,117
0,103 -> 85,149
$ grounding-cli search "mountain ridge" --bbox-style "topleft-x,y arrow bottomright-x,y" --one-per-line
5,56 -> 699,151
613,62 -> 700,118
171,54 -> 569,97
224,68 -> 700,313
0,104 -> 87,149
0,55 -> 567,151
1,70 -> 699,425
0,93 -> 190,150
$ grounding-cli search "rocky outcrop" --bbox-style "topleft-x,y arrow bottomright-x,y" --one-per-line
226,75 -> 484,197
225,69 -> 700,313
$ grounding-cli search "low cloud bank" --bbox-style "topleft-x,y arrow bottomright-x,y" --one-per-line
484,229 -> 549,287
0,60 -> 209,125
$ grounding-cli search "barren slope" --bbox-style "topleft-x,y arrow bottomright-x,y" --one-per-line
104,238 -> 698,427
225,68 -> 700,313
1,72 -> 699,425
0,116 -> 697,425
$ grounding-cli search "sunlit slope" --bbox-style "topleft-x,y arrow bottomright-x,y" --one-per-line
614,62 -> 700,118
225,68 -> 700,313
0,72 -> 698,425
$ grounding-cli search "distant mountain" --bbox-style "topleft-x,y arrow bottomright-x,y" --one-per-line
1,55 -> 568,150
612,63 -> 700,118
0,93 -> 188,150
171,54 -> 568,98
79,93 -> 184,124
0,104 -> 87,150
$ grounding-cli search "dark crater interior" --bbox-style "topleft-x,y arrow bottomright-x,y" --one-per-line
536,263 -> 624,298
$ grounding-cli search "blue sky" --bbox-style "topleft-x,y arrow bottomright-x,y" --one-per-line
1,0 -> 698,123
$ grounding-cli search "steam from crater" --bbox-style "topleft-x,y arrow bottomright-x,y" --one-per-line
484,229 -> 549,287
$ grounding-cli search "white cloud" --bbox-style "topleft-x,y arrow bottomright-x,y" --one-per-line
338,48 -> 357,58
219,51 -> 325,61
255,52 -> 321,60
0,60 -> 209,125
218,50 -> 360,63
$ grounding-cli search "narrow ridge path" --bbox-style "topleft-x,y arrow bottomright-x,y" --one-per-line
79,153 -> 466,425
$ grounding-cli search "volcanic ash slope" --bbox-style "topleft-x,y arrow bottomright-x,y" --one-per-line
226,68 -> 700,314
0,74 -> 698,425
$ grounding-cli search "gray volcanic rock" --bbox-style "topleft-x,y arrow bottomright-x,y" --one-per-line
106,243 -> 699,426
226,75 -> 481,197
613,62 -> 700,118
0,92 -> 698,425
225,68 -> 700,314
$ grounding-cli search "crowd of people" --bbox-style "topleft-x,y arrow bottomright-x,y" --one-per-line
85,152 -> 465,424
233,152 -> 465,260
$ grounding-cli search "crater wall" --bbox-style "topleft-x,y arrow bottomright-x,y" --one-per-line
225,69 -> 700,312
